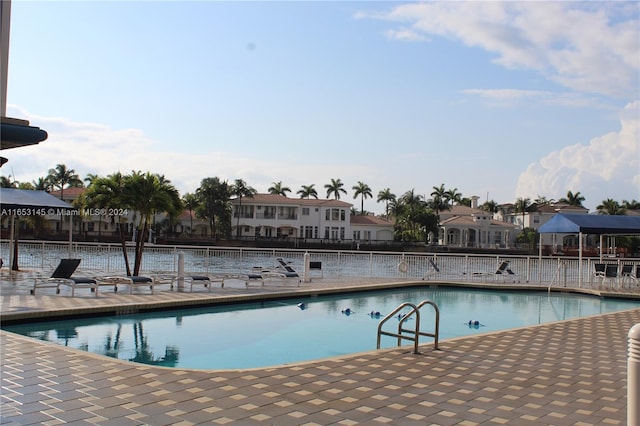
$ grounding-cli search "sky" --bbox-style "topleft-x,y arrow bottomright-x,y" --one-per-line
3,1 -> 639,214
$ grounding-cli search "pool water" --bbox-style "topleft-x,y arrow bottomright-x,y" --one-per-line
4,288 -> 638,369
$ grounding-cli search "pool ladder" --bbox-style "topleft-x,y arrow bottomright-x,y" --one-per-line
376,300 -> 440,354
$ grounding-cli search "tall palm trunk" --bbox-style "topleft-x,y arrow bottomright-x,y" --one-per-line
117,222 -> 131,276
133,220 -> 149,276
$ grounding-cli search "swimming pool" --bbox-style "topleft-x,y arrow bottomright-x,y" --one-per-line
4,287 -> 638,369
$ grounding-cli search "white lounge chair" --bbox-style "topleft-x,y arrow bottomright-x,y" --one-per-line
31,259 -> 99,297
98,275 -> 156,294
422,258 -> 440,281
471,260 -> 516,282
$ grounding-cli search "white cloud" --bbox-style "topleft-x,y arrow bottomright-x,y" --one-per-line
382,28 -> 427,42
2,105 -> 377,202
361,2 -> 639,98
515,101 -> 640,208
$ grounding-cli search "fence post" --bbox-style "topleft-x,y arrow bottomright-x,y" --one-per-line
303,252 -> 310,283
177,251 -> 185,291
629,323 -> 640,425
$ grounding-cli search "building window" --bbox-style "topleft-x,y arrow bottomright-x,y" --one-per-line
353,230 -> 361,240
302,207 -> 309,216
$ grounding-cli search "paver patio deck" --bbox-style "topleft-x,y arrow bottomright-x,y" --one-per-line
1,270 -> 639,425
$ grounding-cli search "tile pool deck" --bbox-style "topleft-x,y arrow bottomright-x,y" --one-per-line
1,271 -> 640,425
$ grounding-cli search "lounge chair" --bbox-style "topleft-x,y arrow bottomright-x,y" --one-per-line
308,261 -> 323,280
260,258 -> 301,285
275,257 -> 301,278
603,264 -> 619,288
31,259 -> 99,297
221,273 -> 265,287
471,260 -> 516,282
171,273 -> 263,291
171,275 -> 218,292
422,258 -> 440,281
98,275 -> 156,294
620,264 -> 634,287
593,263 -> 607,286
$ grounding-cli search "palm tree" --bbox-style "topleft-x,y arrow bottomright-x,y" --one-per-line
324,178 -> 347,200
0,175 -> 17,188
352,181 -> 372,215
377,188 -> 396,218
480,200 -> 498,214
444,187 -> 462,205
534,195 -> 554,206
428,184 -> 449,218
514,197 -> 537,229
195,177 -> 231,240
47,164 -> 83,200
297,184 -> 318,199
182,193 -> 199,236
394,189 -> 437,242
559,191 -> 585,207
32,176 -> 52,192
267,181 -> 291,197
622,199 -> 640,210
430,184 -> 446,201
83,172 -> 132,275
231,179 -> 257,239
46,164 -> 83,234
125,171 -> 182,275
596,199 -> 626,215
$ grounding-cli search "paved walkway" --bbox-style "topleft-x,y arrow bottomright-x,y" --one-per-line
1,269 -> 640,425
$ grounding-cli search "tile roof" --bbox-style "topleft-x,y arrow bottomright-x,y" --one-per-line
49,187 -> 85,199
350,215 -> 393,226
440,215 -> 518,228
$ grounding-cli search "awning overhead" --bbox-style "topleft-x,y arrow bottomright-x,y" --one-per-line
0,188 -> 73,211
0,119 -> 48,150
538,213 -> 640,235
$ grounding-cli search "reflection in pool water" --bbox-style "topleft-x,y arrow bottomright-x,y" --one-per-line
4,287 -> 638,369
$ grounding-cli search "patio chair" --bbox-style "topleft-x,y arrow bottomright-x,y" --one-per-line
422,258 -> 440,280
603,264 -> 619,287
31,259 -> 99,297
620,264 -> 634,287
308,261 -> 323,280
592,263 -> 606,285
172,275 -> 217,292
593,263 -> 618,287
260,258 -> 301,285
275,257 -> 301,278
471,260 -> 516,282
97,275 -> 156,294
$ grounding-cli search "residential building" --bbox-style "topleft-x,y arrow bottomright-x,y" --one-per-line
437,204 -> 519,249
230,194 -> 395,243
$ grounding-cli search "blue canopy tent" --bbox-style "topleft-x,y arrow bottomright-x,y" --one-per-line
0,188 -> 75,270
538,213 -> 640,287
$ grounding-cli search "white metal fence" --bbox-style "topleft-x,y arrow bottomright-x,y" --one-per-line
1,240 -> 638,290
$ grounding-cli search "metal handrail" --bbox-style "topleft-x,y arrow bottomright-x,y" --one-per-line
403,300 -> 440,350
376,299 -> 440,353
377,302 -> 420,354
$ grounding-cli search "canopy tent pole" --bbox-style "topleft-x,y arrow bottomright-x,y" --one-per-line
538,233 -> 542,285
8,214 -> 14,270
600,235 -> 604,261
579,232 -> 583,288
68,213 -> 73,258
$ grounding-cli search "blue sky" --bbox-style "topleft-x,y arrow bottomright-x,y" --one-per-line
4,1 -> 639,213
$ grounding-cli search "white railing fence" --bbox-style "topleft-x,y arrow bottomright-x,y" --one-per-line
1,240 -> 638,289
